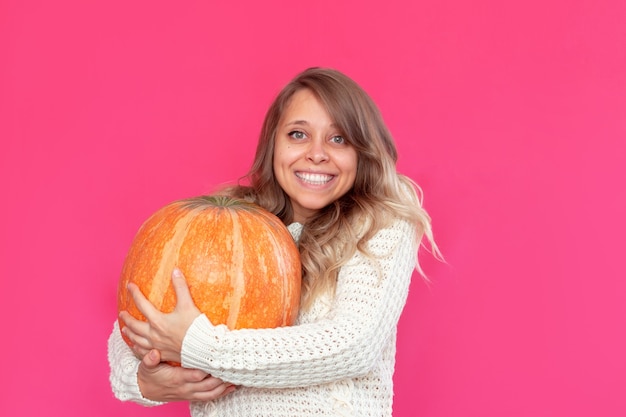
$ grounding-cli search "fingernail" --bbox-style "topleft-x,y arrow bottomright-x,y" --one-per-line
173,268 -> 182,278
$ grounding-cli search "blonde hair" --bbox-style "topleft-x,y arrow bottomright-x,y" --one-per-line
223,67 -> 439,310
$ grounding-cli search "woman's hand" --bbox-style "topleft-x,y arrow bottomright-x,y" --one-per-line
120,268 -> 202,364
138,349 -> 236,402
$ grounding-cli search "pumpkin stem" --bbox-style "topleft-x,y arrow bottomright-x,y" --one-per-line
180,195 -> 257,211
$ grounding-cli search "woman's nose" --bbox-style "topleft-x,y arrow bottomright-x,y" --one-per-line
306,139 -> 329,164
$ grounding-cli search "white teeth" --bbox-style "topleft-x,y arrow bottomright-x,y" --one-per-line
296,172 -> 333,185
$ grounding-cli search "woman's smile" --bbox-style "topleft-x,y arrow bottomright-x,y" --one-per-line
295,171 -> 335,186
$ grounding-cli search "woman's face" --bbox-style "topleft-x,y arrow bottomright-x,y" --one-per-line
273,89 -> 358,223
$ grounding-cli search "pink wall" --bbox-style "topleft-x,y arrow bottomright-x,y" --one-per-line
1,1 -> 624,416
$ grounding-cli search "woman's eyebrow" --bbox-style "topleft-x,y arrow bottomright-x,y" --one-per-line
284,120 -> 338,128
284,120 -> 309,127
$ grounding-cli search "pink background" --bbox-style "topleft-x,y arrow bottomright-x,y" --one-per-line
1,0 -> 625,416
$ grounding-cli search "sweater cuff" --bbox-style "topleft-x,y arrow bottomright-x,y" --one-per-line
107,322 -> 165,407
124,361 -> 165,407
181,314 -> 228,371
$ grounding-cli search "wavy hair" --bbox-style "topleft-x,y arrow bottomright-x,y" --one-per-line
223,67 -> 439,310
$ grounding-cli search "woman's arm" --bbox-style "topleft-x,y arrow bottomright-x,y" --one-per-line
108,321 -> 235,404
107,321 -> 165,406
181,219 -> 418,388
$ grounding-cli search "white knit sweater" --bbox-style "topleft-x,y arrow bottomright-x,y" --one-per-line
108,219 -> 417,416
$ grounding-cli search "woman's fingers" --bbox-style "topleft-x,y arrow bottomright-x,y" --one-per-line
191,379 -> 237,402
171,268 -> 195,311
128,282 -> 160,320
120,314 -> 161,362
120,312 -> 152,347
168,268 -> 203,337
131,342 -> 151,359
119,268 -> 202,364
137,358 -> 237,402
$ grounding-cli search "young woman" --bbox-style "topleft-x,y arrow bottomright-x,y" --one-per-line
108,67 -> 439,416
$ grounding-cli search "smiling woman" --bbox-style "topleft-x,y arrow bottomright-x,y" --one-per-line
108,67 -> 440,417
273,89 -> 358,223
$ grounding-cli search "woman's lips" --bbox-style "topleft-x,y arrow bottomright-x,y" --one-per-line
295,171 -> 335,185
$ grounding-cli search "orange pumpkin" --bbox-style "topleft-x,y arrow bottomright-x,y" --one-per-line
117,195 -> 301,348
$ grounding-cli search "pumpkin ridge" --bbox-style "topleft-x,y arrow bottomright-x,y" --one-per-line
226,209 -> 245,329
256,210 -> 301,325
264,223 -> 293,325
149,205 -> 202,310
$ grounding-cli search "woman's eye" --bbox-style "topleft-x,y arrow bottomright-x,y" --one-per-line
331,135 -> 345,144
288,131 -> 306,140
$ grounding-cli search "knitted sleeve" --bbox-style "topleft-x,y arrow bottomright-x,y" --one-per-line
181,219 -> 417,388
107,321 -> 165,406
